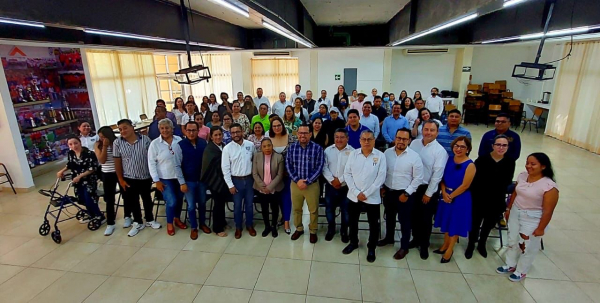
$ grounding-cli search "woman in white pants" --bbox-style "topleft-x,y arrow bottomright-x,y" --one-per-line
496,152 -> 559,282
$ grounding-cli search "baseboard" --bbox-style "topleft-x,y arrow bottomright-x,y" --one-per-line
0,186 -> 35,193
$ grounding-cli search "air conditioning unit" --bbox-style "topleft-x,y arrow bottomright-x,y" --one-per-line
253,51 -> 291,57
403,48 -> 449,55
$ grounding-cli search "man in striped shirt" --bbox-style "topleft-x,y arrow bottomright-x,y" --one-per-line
113,119 -> 161,237
286,123 -> 325,244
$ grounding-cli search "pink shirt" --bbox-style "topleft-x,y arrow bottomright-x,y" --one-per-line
350,100 -> 364,111
263,154 -> 272,186
514,171 -> 558,211
198,125 -> 210,140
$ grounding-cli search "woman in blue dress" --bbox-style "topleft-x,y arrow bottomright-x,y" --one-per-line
434,136 -> 476,263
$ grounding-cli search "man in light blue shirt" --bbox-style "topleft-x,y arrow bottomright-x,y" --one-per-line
437,109 -> 472,155
382,103 -> 409,147
359,101 -> 380,139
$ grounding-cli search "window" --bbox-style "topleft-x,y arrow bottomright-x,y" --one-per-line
180,53 -> 233,102
251,58 -> 299,103
154,54 -> 182,111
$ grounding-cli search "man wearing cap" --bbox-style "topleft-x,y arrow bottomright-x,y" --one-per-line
351,92 -> 367,111
327,107 -> 346,143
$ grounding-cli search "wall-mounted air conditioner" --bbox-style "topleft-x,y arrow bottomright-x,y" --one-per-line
253,51 -> 291,58
403,48 -> 449,55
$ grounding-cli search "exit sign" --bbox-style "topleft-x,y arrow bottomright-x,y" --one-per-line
335,74 -> 341,80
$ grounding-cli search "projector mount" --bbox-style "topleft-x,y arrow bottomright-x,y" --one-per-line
174,0 -> 211,85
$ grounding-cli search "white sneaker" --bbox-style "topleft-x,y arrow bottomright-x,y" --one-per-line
104,225 -> 115,236
123,217 -> 133,228
128,222 -> 145,237
146,221 -> 162,229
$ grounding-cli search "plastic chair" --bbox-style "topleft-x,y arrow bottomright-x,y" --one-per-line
0,163 -> 16,194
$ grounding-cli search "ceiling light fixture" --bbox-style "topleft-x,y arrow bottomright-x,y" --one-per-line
262,20 -> 313,48
503,0 -> 530,8
208,0 -> 249,18
391,13 -> 478,46
0,17 -> 45,28
481,37 -> 520,44
481,25 -> 600,44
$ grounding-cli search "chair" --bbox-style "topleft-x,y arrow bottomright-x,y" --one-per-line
140,114 -> 148,121
0,163 -> 16,194
444,104 -> 457,114
508,100 -> 522,128
110,124 -> 118,130
521,108 -> 544,133
486,104 -> 502,127
463,100 -> 485,125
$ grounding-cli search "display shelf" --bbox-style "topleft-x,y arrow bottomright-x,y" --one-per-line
13,99 -> 51,108
31,158 -> 67,177
23,119 -> 78,133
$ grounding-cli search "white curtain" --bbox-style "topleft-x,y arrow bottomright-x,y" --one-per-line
181,53 -> 232,101
251,58 -> 299,103
86,49 -> 158,126
546,41 -> 600,154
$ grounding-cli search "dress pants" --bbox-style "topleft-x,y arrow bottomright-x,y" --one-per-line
123,178 -> 155,224
411,184 -> 439,250
383,188 -> 413,249
290,181 -> 320,234
324,183 -> 349,234
210,188 -> 228,234
348,201 -> 381,250
256,190 -> 281,228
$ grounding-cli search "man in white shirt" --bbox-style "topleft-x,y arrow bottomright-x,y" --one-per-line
426,87 -> 444,120
271,92 -> 289,117
221,123 -> 256,239
379,128 -> 424,260
360,102 -> 380,139
312,90 -> 331,115
406,99 -> 425,128
343,130 -> 387,263
409,120 -> 448,260
365,88 -> 377,102
322,128 -> 354,242
289,84 -> 305,104
254,87 -> 270,110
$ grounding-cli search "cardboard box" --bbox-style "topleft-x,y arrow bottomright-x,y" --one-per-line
467,84 -> 481,91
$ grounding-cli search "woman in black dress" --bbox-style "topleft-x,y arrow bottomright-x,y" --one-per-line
467,135 -> 516,258
57,136 -> 105,224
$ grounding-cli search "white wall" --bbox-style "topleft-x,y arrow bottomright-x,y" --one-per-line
390,49 -> 457,97
316,49 -> 385,95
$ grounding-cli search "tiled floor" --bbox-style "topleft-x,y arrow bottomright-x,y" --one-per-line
1,124 -> 600,303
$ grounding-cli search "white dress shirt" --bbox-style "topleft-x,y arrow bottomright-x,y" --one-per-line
289,92 -> 306,104
180,113 -> 195,126
148,135 -> 185,184
426,95 -> 444,114
221,139 -> 255,188
312,97 -> 332,115
322,144 -> 354,186
80,134 -> 99,151
344,148 -> 387,205
383,147 -> 424,195
414,118 -> 442,139
208,102 -> 219,112
254,96 -> 271,110
360,114 -> 380,138
409,139 -> 448,197
365,95 -> 375,102
271,100 -> 290,117
405,108 -> 419,128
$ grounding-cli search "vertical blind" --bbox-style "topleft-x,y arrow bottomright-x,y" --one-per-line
86,49 -> 158,125
251,58 -> 299,103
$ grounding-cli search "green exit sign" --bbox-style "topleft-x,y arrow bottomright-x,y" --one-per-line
335,74 -> 341,80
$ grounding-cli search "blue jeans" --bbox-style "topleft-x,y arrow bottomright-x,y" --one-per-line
76,185 -> 104,219
325,183 -> 349,233
161,179 -> 183,224
183,181 -> 208,229
232,176 -> 254,229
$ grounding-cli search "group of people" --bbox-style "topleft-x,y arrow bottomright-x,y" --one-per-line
61,85 -> 558,282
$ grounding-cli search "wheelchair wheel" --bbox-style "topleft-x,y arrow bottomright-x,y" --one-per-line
88,218 -> 102,231
75,210 -> 87,221
39,221 -> 50,236
51,230 -> 62,244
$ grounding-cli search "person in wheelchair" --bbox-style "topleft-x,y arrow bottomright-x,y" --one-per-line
56,135 -> 105,225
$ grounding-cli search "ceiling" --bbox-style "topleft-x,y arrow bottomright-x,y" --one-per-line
300,0 -> 410,26
168,0 -> 263,28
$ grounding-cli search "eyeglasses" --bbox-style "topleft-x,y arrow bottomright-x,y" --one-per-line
495,120 -> 508,124
230,131 -> 242,134
453,145 -> 468,150
186,129 -> 198,132
272,124 -> 282,128
223,118 -> 231,121
493,143 -> 509,148
168,145 -> 174,155
395,137 -> 410,142
360,138 -> 375,142
297,132 -> 310,135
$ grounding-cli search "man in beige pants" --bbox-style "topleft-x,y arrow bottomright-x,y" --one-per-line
285,124 -> 325,244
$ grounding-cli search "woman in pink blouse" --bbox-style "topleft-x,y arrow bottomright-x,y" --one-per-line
194,113 -> 210,140
252,138 -> 285,238
496,152 -> 559,282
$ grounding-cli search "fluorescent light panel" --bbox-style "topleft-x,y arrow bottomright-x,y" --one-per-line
481,25 -> 600,44
0,17 -> 45,28
392,13 -> 478,46
84,29 -> 237,50
262,21 -> 313,48
503,0 -> 530,8
208,0 -> 249,18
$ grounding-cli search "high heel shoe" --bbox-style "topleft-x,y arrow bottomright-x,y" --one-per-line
441,252 -> 453,263
285,228 -> 291,235
433,249 -> 446,255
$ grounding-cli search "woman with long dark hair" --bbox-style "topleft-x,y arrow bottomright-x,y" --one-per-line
283,105 -> 301,137
269,117 -> 295,234
412,107 -> 440,139
496,152 -> 558,282
401,97 -> 415,117
172,97 -> 186,126
310,117 -> 329,148
333,85 -> 349,109
94,126 -> 121,235
231,101 -> 251,136
200,127 -> 229,237
399,90 -> 408,103
206,111 -> 221,128
241,95 -> 258,119
248,122 -> 268,150
413,91 -> 423,102
221,112 -> 233,145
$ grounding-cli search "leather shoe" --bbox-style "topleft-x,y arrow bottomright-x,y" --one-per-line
477,245 -> 488,258
325,231 -> 335,241
342,243 -> 358,255
235,228 -> 242,239
262,227 -> 272,237
190,228 -> 198,240
408,240 -> 418,249
340,232 -> 349,243
366,249 -> 376,263
393,248 -> 409,260
377,238 -> 394,247
441,252 -> 453,263
247,227 -> 257,237
272,229 -> 278,238
167,223 -> 175,236
465,245 -> 475,260
200,225 -> 212,234
174,218 -> 187,230
291,230 -> 304,240
310,233 -> 318,244
419,248 -> 429,260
